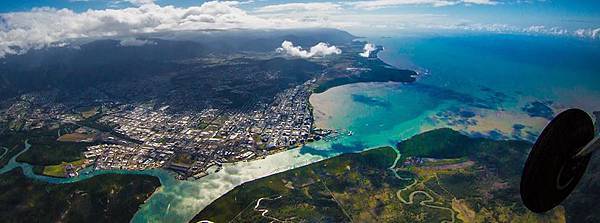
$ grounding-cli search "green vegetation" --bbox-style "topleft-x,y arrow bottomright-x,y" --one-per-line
194,129 -> 582,223
42,159 -> 87,177
78,113 -> 143,144
32,165 -> 44,175
192,147 -> 407,222
0,125 -> 84,168
0,131 -> 28,168
57,133 -> 95,142
172,153 -> 194,165
314,58 -> 416,93
359,145 -> 397,168
16,130 -> 92,166
397,128 -> 473,159
396,129 -> 551,222
194,121 -> 210,130
8,119 -> 23,131
79,106 -> 99,119
0,169 -> 160,223
397,128 -> 531,180
0,125 -> 92,167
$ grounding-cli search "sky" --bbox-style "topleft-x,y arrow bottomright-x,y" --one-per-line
0,0 -> 598,57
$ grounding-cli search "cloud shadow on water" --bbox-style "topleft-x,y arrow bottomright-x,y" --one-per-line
351,94 -> 391,108
522,100 -> 554,120
408,83 -> 507,110
435,106 -> 478,127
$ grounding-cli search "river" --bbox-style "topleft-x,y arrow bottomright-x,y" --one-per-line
0,147 -> 8,160
1,33 -> 598,223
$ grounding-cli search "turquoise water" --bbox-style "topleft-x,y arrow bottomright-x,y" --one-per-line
378,34 -> 600,106
1,34 -> 598,223
0,140 -> 177,185
308,34 -> 600,155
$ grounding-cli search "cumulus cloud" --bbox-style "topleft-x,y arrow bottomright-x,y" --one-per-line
523,25 -> 600,38
0,1 -> 330,58
418,22 -> 600,39
0,0 -> 597,58
348,0 -> 497,10
359,43 -> 376,57
573,27 -> 600,39
124,0 -> 155,6
255,2 -> 342,13
276,40 -> 341,58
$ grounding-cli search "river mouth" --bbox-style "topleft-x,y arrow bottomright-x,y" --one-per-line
3,34 -> 600,223
0,81 -> 553,223
132,81 -> 442,222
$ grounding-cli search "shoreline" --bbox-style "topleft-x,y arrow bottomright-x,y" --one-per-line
312,44 -> 419,94
0,40 -> 426,223
176,43 -> 421,181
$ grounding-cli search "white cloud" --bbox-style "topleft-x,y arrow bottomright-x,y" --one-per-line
124,0 -> 155,6
462,0 -> 497,5
347,0 -> 497,10
573,27 -> 600,39
107,0 -> 156,7
0,1 -> 334,58
276,40 -> 341,58
359,43 -> 376,57
593,28 -> 600,39
0,0 -> 597,58
421,23 -> 600,39
255,2 -> 342,13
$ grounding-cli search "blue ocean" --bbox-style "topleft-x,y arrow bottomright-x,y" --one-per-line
142,33 -> 600,222
307,34 -> 600,155
7,33 -> 597,222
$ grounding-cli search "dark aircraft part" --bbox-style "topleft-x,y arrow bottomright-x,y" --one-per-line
520,108 -> 595,213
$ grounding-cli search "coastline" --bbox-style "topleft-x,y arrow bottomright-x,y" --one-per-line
313,45 -> 418,94
135,44 -> 427,222
178,47 -> 429,222
0,40 -> 426,223
1,32 -> 598,223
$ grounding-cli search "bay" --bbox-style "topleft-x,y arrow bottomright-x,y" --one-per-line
2,33 -> 598,223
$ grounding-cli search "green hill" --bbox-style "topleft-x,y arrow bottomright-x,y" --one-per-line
0,169 -> 160,223
192,128 -> 596,223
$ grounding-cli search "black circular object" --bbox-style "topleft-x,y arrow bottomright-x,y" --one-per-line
520,108 -> 595,213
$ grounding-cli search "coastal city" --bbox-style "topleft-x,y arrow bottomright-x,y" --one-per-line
1,1 -> 599,221
91,79 -> 321,179
1,79 -> 330,179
